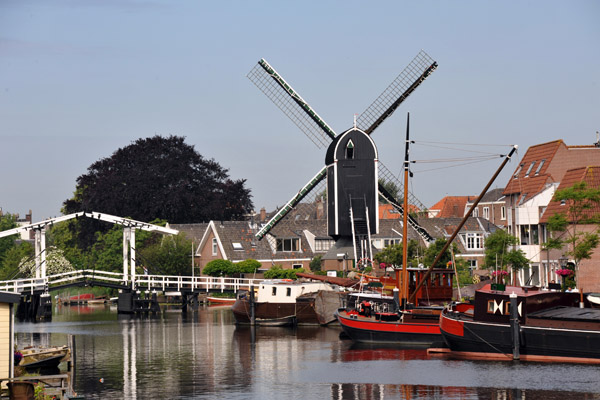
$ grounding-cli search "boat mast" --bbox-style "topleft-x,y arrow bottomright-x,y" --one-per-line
400,113 -> 410,308
408,144 -> 518,303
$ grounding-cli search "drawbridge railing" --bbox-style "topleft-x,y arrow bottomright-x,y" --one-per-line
0,270 -> 264,295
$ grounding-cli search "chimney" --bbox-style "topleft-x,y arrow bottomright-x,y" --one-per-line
260,207 -> 266,222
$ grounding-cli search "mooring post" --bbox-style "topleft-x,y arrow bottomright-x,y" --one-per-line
509,292 -> 520,360
393,288 -> 400,313
249,285 -> 255,326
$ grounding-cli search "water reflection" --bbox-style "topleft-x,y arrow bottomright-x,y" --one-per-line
14,304 -> 600,400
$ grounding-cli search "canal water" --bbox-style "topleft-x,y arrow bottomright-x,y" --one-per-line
15,304 -> 600,399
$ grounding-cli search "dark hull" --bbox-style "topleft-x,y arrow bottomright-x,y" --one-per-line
335,309 -> 442,346
231,298 -> 322,325
440,310 -> 600,362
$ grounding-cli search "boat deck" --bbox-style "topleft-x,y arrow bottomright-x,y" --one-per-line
528,306 -> 600,322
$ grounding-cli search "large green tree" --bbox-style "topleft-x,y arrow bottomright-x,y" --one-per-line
0,213 -> 18,268
374,240 -> 423,268
545,181 -> 600,289
63,135 -> 253,248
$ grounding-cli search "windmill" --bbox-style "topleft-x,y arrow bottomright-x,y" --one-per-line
248,50 -> 437,265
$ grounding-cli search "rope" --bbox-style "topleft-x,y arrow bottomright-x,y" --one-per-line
460,318 -> 514,360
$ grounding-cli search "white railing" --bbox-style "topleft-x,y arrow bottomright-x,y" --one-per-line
0,270 -> 263,294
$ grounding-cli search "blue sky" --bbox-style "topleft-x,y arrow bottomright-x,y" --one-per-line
1,0 -> 599,221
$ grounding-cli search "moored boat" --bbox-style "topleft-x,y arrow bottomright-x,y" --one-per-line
439,284 -> 600,363
206,296 -> 237,305
231,278 -> 349,326
18,345 -> 70,370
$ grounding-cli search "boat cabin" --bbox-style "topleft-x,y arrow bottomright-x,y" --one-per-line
472,284 -> 587,324
255,280 -> 337,304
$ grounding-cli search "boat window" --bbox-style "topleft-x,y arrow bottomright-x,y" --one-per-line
505,302 -> 511,315
272,287 -> 277,296
286,287 -> 292,297
487,300 -> 495,313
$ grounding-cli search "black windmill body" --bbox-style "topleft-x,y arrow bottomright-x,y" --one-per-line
248,50 -> 437,264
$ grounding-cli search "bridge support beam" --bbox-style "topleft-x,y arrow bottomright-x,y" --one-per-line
17,293 -> 52,322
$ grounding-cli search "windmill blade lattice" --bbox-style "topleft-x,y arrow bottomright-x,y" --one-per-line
247,59 -> 336,149
378,161 -> 428,212
256,167 -> 327,241
357,50 -> 438,135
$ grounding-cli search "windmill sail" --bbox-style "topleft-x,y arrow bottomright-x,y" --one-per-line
247,59 -> 336,148
357,50 -> 438,135
378,183 -> 434,243
255,166 -> 327,240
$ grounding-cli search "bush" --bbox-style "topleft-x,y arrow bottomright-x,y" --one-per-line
264,265 -> 305,280
202,259 -> 235,277
309,255 -> 322,272
237,259 -> 261,274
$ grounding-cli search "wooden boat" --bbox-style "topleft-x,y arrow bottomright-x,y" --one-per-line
335,268 -> 454,345
336,118 -> 518,345
231,278 -> 348,326
206,296 -> 237,305
588,293 -> 600,308
19,345 -> 70,370
438,284 -> 600,363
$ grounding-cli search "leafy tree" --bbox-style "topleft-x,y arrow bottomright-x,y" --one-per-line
0,242 -> 33,280
546,181 -> 600,289
309,255 -> 322,272
483,229 -> 519,269
374,240 -> 423,268
236,259 -> 261,274
423,238 -> 459,268
63,135 -> 253,248
202,259 -> 235,277
138,234 -> 193,276
0,213 -> 18,267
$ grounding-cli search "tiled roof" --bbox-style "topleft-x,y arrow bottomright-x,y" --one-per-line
169,223 -> 209,243
429,196 -> 475,218
379,204 -> 420,219
503,140 -> 563,198
540,166 -> 600,223
416,216 -> 501,253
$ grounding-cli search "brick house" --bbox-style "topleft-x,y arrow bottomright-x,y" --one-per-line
428,196 -> 475,218
502,139 -> 600,287
464,188 -> 508,228
539,166 -> 600,292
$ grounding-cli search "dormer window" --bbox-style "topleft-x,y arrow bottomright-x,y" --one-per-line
525,161 -> 536,177
535,159 -> 545,175
513,163 -> 524,179
346,139 -> 354,159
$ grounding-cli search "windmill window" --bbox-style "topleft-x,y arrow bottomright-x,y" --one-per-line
346,139 -> 355,159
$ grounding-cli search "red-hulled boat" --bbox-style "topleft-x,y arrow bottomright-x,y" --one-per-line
439,284 -> 600,363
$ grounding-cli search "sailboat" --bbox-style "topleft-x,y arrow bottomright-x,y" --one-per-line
335,114 -> 518,345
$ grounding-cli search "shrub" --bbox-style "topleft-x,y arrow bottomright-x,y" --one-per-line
237,259 -> 261,274
264,265 -> 305,279
202,259 -> 235,277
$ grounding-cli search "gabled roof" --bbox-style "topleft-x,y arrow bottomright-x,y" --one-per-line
540,166 -> 600,224
504,140 -> 563,198
429,196 -> 475,218
379,204 -> 420,219
467,188 -> 506,204
503,140 -> 600,201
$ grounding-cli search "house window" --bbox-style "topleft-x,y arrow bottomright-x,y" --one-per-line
473,208 -> 479,217
531,225 -> 539,245
468,259 -> 477,270
315,239 -> 334,252
483,207 -> 490,220
346,139 -> 354,159
525,161 -> 536,177
535,159 -> 545,175
520,225 -> 530,245
212,238 -> 218,256
292,264 -> 302,269
232,242 -> 243,251
501,206 -> 506,220
383,238 -> 401,247
276,238 -> 300,252
465,233 -> 483,250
